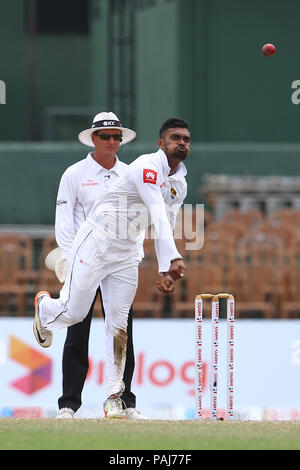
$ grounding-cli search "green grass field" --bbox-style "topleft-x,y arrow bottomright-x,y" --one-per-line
0,419 -> 300,450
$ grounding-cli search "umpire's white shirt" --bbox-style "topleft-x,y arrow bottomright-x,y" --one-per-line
55,152 -> 128,261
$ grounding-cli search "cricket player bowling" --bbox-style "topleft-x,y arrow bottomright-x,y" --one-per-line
33,116 -> 190,410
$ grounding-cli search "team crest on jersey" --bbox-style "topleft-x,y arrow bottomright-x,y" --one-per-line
143,169 -> 158,184
171,187 -> 177,199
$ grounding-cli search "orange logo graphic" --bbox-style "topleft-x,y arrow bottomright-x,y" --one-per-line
9,336 -> 52,395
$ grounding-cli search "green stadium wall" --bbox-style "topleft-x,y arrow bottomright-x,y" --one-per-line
1,1 -> 300,143
1,141 -> 300,224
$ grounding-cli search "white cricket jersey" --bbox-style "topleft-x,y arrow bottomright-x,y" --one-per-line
87,149 -> 187,273
55,153 -> 128,260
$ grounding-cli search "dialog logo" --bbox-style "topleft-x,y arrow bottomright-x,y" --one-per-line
9,336 -> 52,395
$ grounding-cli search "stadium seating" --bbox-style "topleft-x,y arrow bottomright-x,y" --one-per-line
0,234 -> 36,316
269,208 -> 300,235
222,208 -> 263,230
235,230 -> 285,318
280,237 -> 300,317
3,208 -> 300,318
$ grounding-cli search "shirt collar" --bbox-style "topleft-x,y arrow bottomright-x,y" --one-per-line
169,161 -> 187,180
157,149 -> 187,179
86,152 -> 123,176
157,149 -> 171,177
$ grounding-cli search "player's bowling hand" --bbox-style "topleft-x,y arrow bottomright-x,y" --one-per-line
168,259 -> 185,281
156,274 -> 175,294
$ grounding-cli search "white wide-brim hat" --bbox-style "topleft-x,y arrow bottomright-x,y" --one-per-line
45,247 -> 61,271
78,112 -> 136,147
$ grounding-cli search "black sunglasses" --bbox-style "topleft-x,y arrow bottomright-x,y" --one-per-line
95,132 -> 123,142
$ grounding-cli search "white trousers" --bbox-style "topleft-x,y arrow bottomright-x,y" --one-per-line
39,222 -> 139,398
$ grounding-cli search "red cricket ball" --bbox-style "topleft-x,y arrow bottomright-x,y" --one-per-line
262,43 -> 276,57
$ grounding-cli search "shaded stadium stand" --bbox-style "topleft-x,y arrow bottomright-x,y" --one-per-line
0,234 -> 36,316
235,230 -> 285,318
173,233 -> 238,317
222,208 -> 263,230
281,238 -> 300,317
257,221 -> 297,249
4,208 -> 300,318
269,208 -> 300,235
205,221 -> 248,243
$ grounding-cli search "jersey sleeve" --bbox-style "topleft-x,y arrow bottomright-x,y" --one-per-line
130,161 -> 182,273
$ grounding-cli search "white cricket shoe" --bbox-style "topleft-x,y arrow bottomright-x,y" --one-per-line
103,397 -> 127,419
124,408 -> 149,420
33,291 -> 53,348
56,408 -> 75,419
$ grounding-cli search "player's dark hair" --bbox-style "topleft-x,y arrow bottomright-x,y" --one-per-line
159,118 -> 190,138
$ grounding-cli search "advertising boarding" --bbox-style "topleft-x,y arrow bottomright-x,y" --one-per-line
0,318 -> 300,420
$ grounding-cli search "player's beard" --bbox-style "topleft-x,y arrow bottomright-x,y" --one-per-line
169,145 -> 188,161
163,141 -> 188,161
